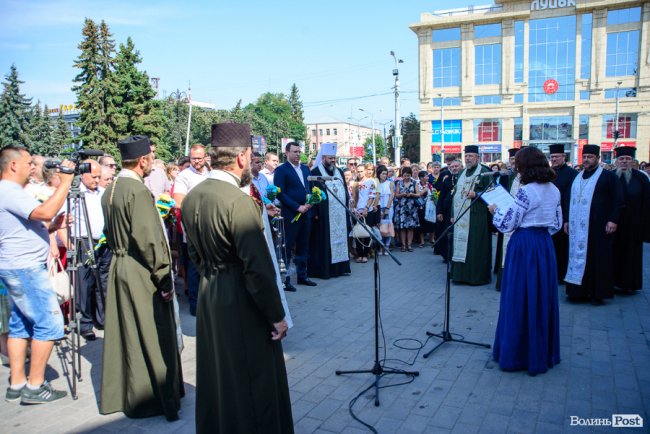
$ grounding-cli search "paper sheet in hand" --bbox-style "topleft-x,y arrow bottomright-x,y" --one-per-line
480,184 -> 515,210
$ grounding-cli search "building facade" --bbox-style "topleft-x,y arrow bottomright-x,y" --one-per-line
306,121 -> 381,160
410,0 -> 650,164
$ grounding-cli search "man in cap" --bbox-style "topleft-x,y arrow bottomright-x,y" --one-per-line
182,123 -> 293,434
450,145 -> 493,285
549,144 -> 578,282
564,145 -> 624,305
612,146 -> 650,293
100,135 -> 184,421
308,143 -> 351,279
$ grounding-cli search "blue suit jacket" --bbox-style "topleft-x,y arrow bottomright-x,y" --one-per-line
274,161 -> 312,220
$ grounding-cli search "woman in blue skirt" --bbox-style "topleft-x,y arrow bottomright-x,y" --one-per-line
490,147 -> 562,375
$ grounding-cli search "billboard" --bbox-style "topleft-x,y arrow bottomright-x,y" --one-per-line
431,120 -> 462,143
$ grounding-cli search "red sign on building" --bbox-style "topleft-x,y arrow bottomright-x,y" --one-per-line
443,145 -> 462,153
543,79 -> 559,95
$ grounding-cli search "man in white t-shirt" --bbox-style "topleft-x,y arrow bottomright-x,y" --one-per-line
260,152 -> 279,183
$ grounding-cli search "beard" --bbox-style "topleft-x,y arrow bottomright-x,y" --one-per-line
239,167 -> 252,187
616,168 -> 632,184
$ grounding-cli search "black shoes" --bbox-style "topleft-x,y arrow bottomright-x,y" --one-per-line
284,280 -> 297,292
297,278 -> 317,287
81,331 -> 96,341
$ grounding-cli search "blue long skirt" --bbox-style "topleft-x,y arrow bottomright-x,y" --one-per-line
493,227 -> 560,375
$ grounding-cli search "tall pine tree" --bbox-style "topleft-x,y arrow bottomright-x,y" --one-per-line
98,20 -> 121,150
29,101 -> 57,155
0,64 -> 33,147
52,111 -> 72,152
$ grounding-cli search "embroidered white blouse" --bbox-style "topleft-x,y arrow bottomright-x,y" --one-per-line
493,182 -> 562,235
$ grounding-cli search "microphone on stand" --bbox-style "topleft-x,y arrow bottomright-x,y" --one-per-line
307,175 -> 335,181
479,169 -> 512,178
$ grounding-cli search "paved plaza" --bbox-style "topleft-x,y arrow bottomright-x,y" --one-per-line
1,242 -> 648,433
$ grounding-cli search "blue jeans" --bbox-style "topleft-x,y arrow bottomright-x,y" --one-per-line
0,264 -> 65,341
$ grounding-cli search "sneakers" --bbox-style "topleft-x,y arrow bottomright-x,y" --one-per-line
5,385 -> 24,403
20,381 -> 67,404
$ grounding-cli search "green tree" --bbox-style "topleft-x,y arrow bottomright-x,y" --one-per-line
0,64 -> 33,147
52,111 -> 72,151
401,113 -> 421,163
30,102 -> 58,156
363,133 -> 386,163
98,20 -> 121,149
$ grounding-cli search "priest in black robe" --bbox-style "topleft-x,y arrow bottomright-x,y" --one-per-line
549,144 -> 578,282
308,143 -> 351,279
612,146 -> 650,293
435,159 -> 461,261
565,145 -> 624,305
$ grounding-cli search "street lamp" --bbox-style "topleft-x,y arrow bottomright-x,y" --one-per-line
359,108 -> 377,165
438,94 -> 445,161
390,51 -> 404,165
614,80 -> 622,148
168,88 -> 188,158
377,120 -> 392,159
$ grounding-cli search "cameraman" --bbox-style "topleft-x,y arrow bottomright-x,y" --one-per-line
0,145 -> 74,404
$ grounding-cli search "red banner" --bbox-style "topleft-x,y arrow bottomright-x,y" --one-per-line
443,145 -> 461,153
601,141 -> 636,152
577,139 -> 587,164
350,146 -> 364,157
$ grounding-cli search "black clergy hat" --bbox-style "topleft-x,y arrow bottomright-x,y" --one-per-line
582,144 -> 600,156
118,135 -> 151,160
614,146 -> 636,158
211,123 -> 252,147
548,144 -> 566,155
464,145 -> 479,154
507,148 -> 518,157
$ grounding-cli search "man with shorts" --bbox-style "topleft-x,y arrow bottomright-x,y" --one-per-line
0,145 -> 75,404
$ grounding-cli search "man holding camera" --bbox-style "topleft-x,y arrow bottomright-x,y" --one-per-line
0,145 -> 74,404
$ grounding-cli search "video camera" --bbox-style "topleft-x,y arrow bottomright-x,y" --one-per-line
43,149 -> 105,175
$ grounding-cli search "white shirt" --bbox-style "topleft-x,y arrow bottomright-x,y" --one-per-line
356,179 -> 377,211
70,184 -> 105,240
291,162 -> 305,187
493,182 -> 562,235
260,167 -> 274,184
173,165 -> 207,196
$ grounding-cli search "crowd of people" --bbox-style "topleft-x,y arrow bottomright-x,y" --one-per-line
0,126 -> 648,430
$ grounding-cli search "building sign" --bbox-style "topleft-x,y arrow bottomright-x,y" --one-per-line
431,145 -> 441,155
479,144 -> 501,153
601,141 -> 636,152
431,120 -> 462,143
443,145 -> 462,153
531,0 -> 575,11
47,104 -> 78,115
350,146 -> 365,157
543,79 -> 559,95
252,136 -> 266,154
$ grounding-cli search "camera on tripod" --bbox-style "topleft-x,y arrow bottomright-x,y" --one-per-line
44,149 -> 105,175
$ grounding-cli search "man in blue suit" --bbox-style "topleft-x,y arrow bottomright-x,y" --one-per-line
274,142 -> 317,291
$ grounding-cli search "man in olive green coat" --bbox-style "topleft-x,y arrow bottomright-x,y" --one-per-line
182,123 -> 293,434
100,136 -> 183,422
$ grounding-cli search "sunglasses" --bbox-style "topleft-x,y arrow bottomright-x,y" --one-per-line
104,163 -> 117,168
348,162 -> 358,166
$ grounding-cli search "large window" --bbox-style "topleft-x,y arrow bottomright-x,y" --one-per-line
514,21 -> 524,83
604,87 -> 637,98
433,97 -> 461,106
579,115 -> 589,139
602,114 -> 637,139
607,7 -> 641,25
514,118 -> 523,141
581,14 -> 592,79
433,27 -> 461,42
474,23 -> 501,38
475,44 -> 501,85
528,16 -> 576,102
474,95 -> 501,105
529,116 -> 573,141
474,119 -> 501,142
433,48 -> 461,87
606,31 -> 639,77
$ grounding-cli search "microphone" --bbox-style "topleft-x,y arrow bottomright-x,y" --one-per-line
479,169 -> 512,178
307,175 -> 335,181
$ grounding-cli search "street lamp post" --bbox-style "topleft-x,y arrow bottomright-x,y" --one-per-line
438,94 -> 445,161
614,80 -> 622,148
169,88 -> 188,158
390,51 -> 404,165
377,120 -> 392,159
359,108 -> 376,165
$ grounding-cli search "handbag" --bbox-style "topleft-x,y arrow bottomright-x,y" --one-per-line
351,219 -> 372,238
379,221 -> 395,237
48,258 -> 71,305
424,199 -> 437,223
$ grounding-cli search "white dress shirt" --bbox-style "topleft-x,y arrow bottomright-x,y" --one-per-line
291,162 -> 305,187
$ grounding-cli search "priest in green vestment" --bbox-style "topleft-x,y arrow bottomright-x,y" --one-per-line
451,145 -> 493,285
182,123 -> 293,434
99,136 -> 184,422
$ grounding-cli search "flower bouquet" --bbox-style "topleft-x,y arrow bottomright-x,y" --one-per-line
429,189 -> 440,205
156,194 -> 176,220
292,186 -> 327,222
263,184 -> 281,205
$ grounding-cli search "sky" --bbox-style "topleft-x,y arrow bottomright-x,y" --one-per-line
0,0 -> 479,127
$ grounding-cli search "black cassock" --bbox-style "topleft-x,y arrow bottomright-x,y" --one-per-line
434,171 -> 455,260
566,169 -> 624,300
552,164 -> 578,281
307,165 -> 351,279
613,169 -> 650,291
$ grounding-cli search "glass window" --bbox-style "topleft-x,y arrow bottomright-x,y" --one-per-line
474,23 -> 501,38
528,16 -> 576,102
604,87 -> 637,98
514,94 -> 524,103
474,119 -> 501,142
333,128 -> 337,135
606,31 -> 639,77
475,44 -> 502,85
326,129 -> 330,135
515,21 -> 524,83
607,7 -> 641,25
580,90 -> 590,100
602,114 -> 637,139
529,116 -> 573,141
433,97 -> 461,106
319,129 -> 323,136
514,118 -> 523,141
474,95 -> 502,105
311,129 -> 317,136
581,14 -> 592,79
579,115 -> 589,139
432,27 -> 461,42
433,48 -> 461,87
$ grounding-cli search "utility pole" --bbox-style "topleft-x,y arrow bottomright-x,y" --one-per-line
439,94 -> 445,162
184,82 -> 192,156
614,80 -> 622,148
390,51 -> 403,165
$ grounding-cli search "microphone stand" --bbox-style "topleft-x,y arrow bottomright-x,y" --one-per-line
314,176 -> 419,407
423,174 -> 498,359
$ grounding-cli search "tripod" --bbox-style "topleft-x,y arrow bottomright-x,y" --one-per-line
60,175 -> 105,399
315,177 -> 418,407
423,175 -> 496,359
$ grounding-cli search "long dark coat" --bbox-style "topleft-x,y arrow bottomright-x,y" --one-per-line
566,169 -> 624,300
613,169 -> 650,290
308,165 -> 351,279
181,178 -> 293,434
551,163 -> 578,281
100,175 -> 183,421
